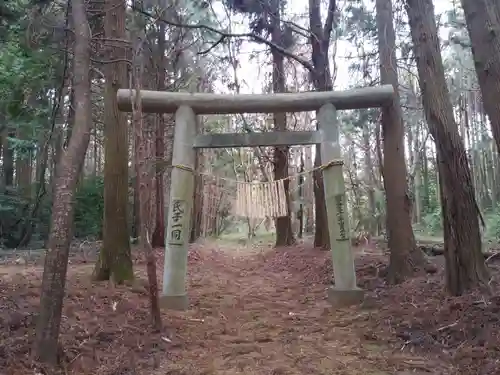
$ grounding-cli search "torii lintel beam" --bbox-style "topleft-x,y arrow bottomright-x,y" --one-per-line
116,85 -> 395,115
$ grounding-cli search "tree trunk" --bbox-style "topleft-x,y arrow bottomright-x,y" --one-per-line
374,118 -> 386,235
3,130 -> 14,187
151,17 -> 166,248
421,145 -> 431,213
133,140 -> 140,238
362,123 -> 377,235
132,67 -> 162,331
461,0 -> 500,155
94,0 -> 133,283
16,136 -> 47,248
30,128 -> 52,244
406,0 -> 489,295
376,0 -> 426,284
33,0 -> 92,364
271,0 -> 295,247
298,149 -> 305,238
308,0 -> 336,248
488,140 -> 498,205
409,79 -> 423,222
16,125 -> 32,199
190,140 -> 203,242
350,140 -> 364,227
413,135 -> 422,223
304,145 -> 315,233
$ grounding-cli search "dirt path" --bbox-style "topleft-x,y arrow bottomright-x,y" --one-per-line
152,247 -> 448,375
0,244 -> 454,375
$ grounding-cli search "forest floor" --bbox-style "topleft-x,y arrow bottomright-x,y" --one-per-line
1,239 -> 500,375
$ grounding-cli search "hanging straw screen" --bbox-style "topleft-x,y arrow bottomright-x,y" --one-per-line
234,179 -> 288,218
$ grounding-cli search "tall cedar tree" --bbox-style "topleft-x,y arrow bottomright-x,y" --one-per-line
151,16 -> 167,247
225,0 -> 295,246
132,73 -> 162,330
375,0 -> 427,283
34,0 -> 92,364
460,0 -> 500,155
309,0 -> 337,248
406,0 -> 489,295
270,0 -> 295,246
94,0 -> 134,282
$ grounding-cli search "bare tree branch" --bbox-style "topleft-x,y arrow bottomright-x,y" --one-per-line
322,0 -> 336,48
131,4 -> 315,72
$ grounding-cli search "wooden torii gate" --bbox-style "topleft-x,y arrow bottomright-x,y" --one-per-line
117,85 -> 395,310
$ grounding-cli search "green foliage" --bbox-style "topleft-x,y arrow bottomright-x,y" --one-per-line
0,176 -> 110,247
417,206 -> 500,242
0,0 -> 62,141
73,177 -> 105,239
0,0 -> 25,34
0,190 -> 28,247
7,137 -> 36,159
342,1 -> 377,41
420,210 -> 443,235
484,207 -> 500,240
0,0 -> 67,248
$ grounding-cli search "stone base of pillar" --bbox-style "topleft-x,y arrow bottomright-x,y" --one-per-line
327,286 -> 364,307
159,294 -> 188,311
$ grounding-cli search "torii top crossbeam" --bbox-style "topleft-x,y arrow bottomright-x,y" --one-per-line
116,84 -> 395,115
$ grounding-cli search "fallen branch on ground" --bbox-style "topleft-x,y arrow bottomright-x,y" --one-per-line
418,245 -> 497,260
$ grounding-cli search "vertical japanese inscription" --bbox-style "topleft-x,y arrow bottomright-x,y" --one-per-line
168,199 -> 186,245
334,194 -> 348,241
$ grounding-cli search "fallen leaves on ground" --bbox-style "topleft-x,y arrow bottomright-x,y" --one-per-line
0,241 -> 497,374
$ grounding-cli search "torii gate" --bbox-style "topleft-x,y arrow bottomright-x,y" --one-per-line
117,84 -> 395,310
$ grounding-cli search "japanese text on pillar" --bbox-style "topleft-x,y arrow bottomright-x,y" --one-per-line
168,199 -> 186,245
334,194 -> 348,241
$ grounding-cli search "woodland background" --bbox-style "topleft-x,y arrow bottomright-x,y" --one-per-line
1,0 -> 497,251
2,0 -> 500,371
